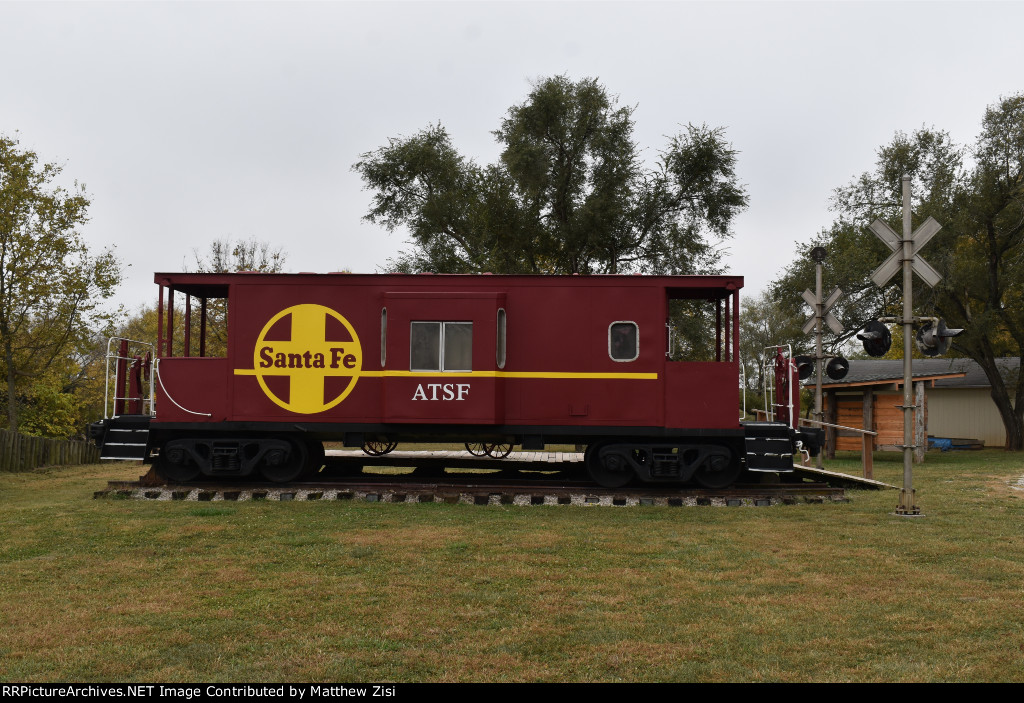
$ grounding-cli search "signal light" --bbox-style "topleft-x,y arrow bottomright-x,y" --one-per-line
794,355 -> 814,381
915,319 -> 964,357
825,356 -> 850,381
857,321 -> 892,357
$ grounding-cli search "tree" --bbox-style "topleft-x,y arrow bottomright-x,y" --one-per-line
772,94 -> 1024,449
0,135 -> 121,434
354,76 -> 748,276
191,236 -> 287,275
111,238 -> 290,360
186,237 -> 287,357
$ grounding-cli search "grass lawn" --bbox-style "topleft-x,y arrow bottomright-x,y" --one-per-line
2,449 -> 1023,682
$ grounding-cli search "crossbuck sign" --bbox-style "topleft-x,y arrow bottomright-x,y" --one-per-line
801,287 -> 843,336
869,216 -> 943,288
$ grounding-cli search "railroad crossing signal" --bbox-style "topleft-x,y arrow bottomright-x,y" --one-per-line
869,216 -> 943,288
801,286 -> 844,336
857,320 -> 892,357
915,318 -> 964,356
801,246 -> 847,471
794,355 -> 814,380
866,177 -> 951,516
825,356 -> 850,380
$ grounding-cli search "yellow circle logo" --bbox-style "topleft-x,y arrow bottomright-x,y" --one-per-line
251,304 -> 362,414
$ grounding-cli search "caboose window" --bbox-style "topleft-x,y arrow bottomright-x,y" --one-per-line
496,308 -> 506,369
444,322 -> 473,371
411,322 -> 441,370
609,322 -> 639,361
380,308 -> 387,367
410,321 -> 473,372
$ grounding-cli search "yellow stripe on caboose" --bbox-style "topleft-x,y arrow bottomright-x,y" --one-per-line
234,369 -> 657,380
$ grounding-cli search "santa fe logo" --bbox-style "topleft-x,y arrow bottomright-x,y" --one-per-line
235,304 -> 362,414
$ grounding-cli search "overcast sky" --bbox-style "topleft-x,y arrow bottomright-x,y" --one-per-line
3,1 -> 1022,314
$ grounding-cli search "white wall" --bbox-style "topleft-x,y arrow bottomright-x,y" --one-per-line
927,388 -> 1006,447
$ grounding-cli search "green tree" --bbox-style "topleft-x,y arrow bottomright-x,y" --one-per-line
354,76 -> 748,275
772,94 -> 1024,449
0,135 -> 121,435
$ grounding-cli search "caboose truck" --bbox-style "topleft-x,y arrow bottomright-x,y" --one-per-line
90,273 -> 822,488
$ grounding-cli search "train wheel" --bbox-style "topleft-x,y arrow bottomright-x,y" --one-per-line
154,459 -> 201,484
306,440 -> 326,477
585,443 -> 634,488
362,440 -> 397,456
261,440 -> 308,483
153,444 -> 200,483
464,442 -> 487,457
692,451 -> 741,489
484,443 -> 513,459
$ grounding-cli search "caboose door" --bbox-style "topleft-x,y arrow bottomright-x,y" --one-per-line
381,291 -> 505,426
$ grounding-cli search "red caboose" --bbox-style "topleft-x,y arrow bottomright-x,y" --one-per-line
92,272 -> 820,487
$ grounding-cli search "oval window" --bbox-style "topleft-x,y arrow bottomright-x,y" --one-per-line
609,322 -> 639,361
380,308 -> 387,367
497,308 -> 506,369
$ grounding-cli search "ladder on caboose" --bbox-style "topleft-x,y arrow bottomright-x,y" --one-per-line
96,414 -> 151,461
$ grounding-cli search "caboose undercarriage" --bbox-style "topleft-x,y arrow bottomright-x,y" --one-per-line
93,416 -> 818,490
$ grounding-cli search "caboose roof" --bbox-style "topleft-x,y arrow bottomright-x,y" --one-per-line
154,272 -> 744,299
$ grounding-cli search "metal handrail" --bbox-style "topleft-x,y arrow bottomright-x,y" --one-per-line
800,418 -> 878,436
152,358 -> 213,418
738,357 -> 746,421
104,337 -> 156,419
798,418 -> 877,479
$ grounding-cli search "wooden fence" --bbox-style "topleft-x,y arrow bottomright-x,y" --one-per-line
0,429 -> 100,472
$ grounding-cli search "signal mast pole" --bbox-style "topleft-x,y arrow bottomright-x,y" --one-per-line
812,246 -> 826,470
864,175 -> 953,515
899,176 -> 917,516
802,246 -> 842,470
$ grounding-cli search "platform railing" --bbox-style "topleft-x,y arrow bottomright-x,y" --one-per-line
104,337 -> 156,419
760,344 -> 796,428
